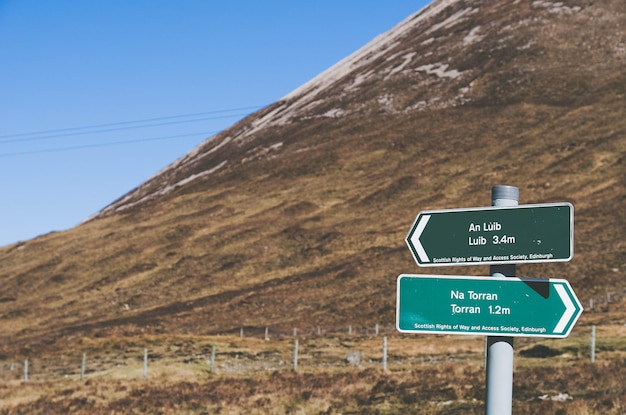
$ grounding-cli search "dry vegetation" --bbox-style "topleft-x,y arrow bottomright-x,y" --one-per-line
1,0 -> 625,412
2,322 -> 626,414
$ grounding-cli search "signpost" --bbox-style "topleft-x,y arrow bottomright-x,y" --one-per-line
396,185 -> 581,415
396,274 -> 582,338
406,203 -> 573,266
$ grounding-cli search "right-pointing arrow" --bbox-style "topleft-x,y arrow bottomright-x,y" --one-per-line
409,214 -> 430,263
397,275 -> 583,338
554,283 -> 576,334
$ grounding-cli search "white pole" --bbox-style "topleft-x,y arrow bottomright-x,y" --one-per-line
81,353 -> 86,380
143,348 -> 148,380
265,327 -> 269,341
24,359 -> 28,383
210,345 -> 216,374
590,325 -> 596,363
382,336 -> 388,371
375,323 -> 379,336
485,185 -> 518,415
293,339 -> 299,372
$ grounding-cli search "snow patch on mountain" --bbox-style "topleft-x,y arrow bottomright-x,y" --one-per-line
426,6 -> 478,34
386,52 -> 417,79
111,160 -> 229,214
463,26 -> 484,45
532,1 -> 582,14
416,63 -> 463,79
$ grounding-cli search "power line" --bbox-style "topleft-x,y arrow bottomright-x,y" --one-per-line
0,113 -> 251,144
0,105 -> 264,141
0,104 -> 266,158
0,130 -> 219,158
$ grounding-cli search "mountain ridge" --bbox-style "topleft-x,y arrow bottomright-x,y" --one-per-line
1,0 -> 625,354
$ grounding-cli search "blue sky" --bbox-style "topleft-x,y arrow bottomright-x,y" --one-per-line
0,1 -> 429,247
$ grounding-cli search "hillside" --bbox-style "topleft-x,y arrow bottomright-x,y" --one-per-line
1,0 -> 625,359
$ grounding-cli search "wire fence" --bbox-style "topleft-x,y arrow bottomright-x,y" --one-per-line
585,288 -> 626,310
0,316 -> 619,385
2,286 -> 625,384
0,325 -> 400,383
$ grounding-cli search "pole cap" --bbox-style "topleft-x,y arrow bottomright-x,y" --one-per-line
491,185 -> 519,203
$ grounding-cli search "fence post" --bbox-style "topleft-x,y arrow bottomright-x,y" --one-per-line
81,353 -> 86,380
143,348 -> 148,380
24,359 -> 28,383
240,328 -> 244,338
590,325 -> 596,363
293,339 -> 299,372
210,345 -> 217,374
375,323 -> 379,336
382,336 -> 388,371
265,327 -> 269,341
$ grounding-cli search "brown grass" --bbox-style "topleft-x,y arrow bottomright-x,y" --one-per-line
2,325 -> 626,414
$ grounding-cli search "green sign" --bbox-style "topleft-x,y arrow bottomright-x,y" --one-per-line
406,203 -> 573,267
396,274 -> 583,338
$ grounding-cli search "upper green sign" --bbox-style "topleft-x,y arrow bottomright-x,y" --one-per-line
406,203 -> 573,267
396,274 -> 583,338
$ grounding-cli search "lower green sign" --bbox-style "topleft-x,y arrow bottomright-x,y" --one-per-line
396,274 -> 583,338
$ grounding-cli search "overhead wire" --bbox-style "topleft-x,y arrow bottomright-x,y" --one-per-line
0,112 -> 252,144
0,105 -> 263,141
0,104 -> 265,158
0,131 -> 220,158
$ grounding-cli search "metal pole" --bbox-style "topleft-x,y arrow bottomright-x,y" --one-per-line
293,339 -> 299,372
210,345 -> 216,374
382,336 -> 388,371
590,325 -> 596,363
485,185 -> 518,415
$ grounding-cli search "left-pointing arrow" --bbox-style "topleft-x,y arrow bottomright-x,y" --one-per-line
404,203 -> 573,267
408,214 -> 430,263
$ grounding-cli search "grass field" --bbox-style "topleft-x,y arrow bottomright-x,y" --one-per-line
2,320 -> 626,414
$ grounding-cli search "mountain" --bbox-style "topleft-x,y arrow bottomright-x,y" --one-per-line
1,0 -> 625,354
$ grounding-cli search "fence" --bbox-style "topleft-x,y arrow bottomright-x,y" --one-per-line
586,287 -> 626,310
1,326 -> 397,383
0,319 -> 617,384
